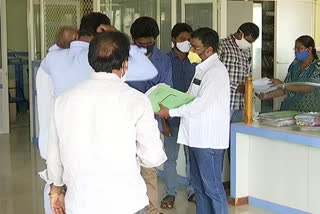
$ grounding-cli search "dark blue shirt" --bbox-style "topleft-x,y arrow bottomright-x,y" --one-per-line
167,49 -> 196,127
127,46 -> 173,131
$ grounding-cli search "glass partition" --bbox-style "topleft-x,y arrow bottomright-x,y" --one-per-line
185,3 -> 213,29
100,0 -> 158,42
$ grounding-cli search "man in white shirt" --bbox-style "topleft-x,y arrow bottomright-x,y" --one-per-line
37,13 -> 158,214
157,27 -> 230,214
47,31 -> 167,214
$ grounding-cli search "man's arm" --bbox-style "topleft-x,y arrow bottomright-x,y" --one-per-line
126,45 -> 158,81
46,107 -> 65,214
36,67 -> 55,160
218,44 -> 243,94
237,51 -> 252,94
136,96 -> 167,168
47,103 -> 64,187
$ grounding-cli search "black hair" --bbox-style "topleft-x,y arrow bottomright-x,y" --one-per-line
130,16 -> 159,39
237,22 -> 260,40
79,12 -> 111,37
191,27 -> 219,52
171,23 -> 193,38
296,35 -> 319,60
88,32 -> 130,73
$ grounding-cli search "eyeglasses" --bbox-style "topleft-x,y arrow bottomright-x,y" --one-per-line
135,40 -> 155,47
190,45 -> 203,50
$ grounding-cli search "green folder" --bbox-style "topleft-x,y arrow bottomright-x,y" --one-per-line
146,84 -> 195,112
259,111 -> 301,120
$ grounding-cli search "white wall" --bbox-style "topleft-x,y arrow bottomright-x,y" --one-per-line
6,0 -> 28,52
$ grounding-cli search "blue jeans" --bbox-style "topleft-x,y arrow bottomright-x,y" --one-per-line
189,147 -> 228,214
163,126 -> 194,197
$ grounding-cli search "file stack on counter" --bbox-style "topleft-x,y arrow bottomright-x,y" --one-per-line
296,113 -> 320,131
259,111 -> 301,127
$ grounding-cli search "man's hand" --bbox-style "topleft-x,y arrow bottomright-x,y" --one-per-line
161,118 -> 171,137
96,24 -> 117,33
50,185 -> 65,214
236,84 -> 245,94
155,104 -> 170,119
51,194 -> 65,214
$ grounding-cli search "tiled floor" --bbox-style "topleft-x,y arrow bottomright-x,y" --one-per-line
0,120 -> 275,214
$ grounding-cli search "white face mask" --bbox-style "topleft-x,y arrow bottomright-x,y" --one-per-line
235,33 -> 252,50
176,40 -> 191,53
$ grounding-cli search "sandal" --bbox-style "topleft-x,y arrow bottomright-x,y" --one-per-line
188,194 -> 196,203
160,195 -> 175,209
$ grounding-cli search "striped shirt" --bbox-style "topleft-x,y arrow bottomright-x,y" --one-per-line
218,35 -> 252,110
169,53 -> 230,149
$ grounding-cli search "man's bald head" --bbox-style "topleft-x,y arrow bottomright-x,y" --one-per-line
56,26 -> 78,48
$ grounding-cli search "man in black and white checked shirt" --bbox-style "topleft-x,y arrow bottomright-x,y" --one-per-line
218,22 -> 259,161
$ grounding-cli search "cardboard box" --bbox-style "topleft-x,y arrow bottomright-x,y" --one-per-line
8,79 -> 16,122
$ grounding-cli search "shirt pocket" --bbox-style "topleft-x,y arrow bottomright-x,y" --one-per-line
190,82 -> 201,97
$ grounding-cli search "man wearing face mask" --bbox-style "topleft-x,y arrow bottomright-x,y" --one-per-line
127,16 -> 173,214
157,27 -> 230,214
160,23 -> 196,210
47,31 -> 167,214
218,22 -> 259,162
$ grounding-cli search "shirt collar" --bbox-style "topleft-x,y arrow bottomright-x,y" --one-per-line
197,53 -> 218,71
70,41 -> 90,49
91,72 -> 121,81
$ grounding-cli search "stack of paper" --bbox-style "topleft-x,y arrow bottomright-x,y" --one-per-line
295,112 -> 320,126
253,77 -> 278,93
145,83 -> 195,112
259,111 -> 301,127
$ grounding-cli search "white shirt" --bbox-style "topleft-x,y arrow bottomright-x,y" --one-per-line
41,42 -> 158,96
37,42 -> 158,160
47,72 -> 167,214
36,68 -> 54,160
169,53 -> 230,149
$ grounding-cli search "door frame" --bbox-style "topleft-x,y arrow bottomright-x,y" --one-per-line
0,0 -> 9,134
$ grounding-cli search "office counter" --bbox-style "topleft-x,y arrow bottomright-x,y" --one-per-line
230,122 -> 320,214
